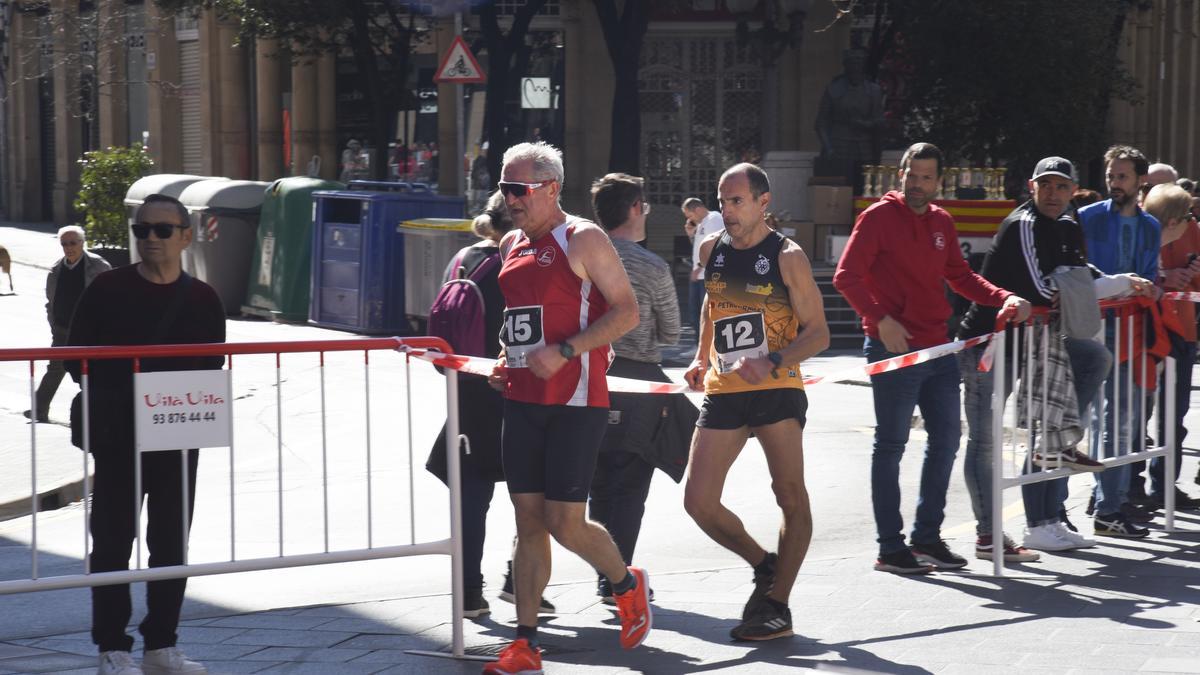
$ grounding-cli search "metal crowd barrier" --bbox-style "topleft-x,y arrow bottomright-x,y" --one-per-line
989,299 -> 1176,575
0,336 -> 466,657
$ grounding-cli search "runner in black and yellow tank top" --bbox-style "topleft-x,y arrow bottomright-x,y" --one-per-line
703,229 -> 803,394
681,163 -> 830,644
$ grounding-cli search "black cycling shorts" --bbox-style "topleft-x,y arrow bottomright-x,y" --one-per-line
697,388 -> 808,431
502,400 -> 609,502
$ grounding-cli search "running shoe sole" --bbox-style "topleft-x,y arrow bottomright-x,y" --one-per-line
873,561 -> 933,574
911,551 -> 968,569
731,624 -> 794,641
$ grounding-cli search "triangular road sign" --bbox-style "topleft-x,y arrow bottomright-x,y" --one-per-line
434,35 -> 486,84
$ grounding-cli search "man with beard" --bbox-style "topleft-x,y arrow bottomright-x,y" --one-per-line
1078,144 -> 1161,537
835,142 -> 1030,574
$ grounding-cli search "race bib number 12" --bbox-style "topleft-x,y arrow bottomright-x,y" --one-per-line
501,305 -> 546,368
713,311 -> 767,374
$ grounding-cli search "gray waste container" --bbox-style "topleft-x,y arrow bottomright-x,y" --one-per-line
178,179 -> 270,314
399,218 -> 476,325
124,174 -> 220,263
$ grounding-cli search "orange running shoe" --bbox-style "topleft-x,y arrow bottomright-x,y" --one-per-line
482,638 -> 542,675
613,566 -> 652,649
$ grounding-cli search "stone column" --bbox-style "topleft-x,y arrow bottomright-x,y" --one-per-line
255,39 -> 284,181
97,0 -> 129,148
7,9 -> 44,220
316,49 -> 338,181
216,20 -> 250,178
51,0 -> 82,224
290,55 -> 319,177
197,10 -> 220,175
146,2 -> 181,172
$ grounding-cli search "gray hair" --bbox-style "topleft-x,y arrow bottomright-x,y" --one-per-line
58,224 -> 85,241
501,141 -> 565,185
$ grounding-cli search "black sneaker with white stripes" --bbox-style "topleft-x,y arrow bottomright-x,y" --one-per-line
1094,511 -> 1150,538
910,539 -> 968,569
742,552 -> 778,620
730,602 -> 792,641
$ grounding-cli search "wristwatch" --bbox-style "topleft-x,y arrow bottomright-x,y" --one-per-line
767,351 -> 783,379
558,341 -> 577,360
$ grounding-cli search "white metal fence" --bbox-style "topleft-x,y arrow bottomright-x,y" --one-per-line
0,336 -> 467,656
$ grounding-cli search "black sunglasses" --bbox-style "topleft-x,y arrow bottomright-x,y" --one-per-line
132,222 -> 187,240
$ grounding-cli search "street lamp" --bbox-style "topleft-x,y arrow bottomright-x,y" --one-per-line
726,0 -> 811,66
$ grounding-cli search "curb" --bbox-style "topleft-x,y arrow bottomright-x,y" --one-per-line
0,472 -> 91,523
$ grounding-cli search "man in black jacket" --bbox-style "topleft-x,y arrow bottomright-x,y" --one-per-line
67,194 -> 224,675
24,225 -> 111,422
957,157 -> 1115,560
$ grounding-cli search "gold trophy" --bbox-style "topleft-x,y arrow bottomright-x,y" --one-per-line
945,167 -> 960,199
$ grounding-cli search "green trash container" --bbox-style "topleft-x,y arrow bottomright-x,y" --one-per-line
243,177 -> 344,320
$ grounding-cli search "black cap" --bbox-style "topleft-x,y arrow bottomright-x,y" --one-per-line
1032,156 -> 1078,183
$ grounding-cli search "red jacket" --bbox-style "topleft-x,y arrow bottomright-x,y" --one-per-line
834,191 -> 1011,349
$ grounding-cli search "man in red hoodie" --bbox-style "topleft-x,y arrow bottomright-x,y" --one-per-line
834,142 -> 1030,574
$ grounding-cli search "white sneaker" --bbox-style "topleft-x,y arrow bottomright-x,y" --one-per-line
98,651 -> 143,675
142,647 -> 207,675
1022,524 -> 1074,552
1051,522 -> 1096,549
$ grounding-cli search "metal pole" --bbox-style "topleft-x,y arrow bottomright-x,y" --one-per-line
227,363 -> 236,561
991,329 -> 1006,577
445,369 -> 464,658
455,11 -> 465,198
83,369 -> 91,574
364,351 -> 374,549
276,353 -> 284,557
29,360 -> 38,579
320,352 -> 329,553
1164,356 -> 1176,532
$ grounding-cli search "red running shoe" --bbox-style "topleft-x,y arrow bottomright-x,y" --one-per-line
613,566 -> 652,649
482,638 -> 542,675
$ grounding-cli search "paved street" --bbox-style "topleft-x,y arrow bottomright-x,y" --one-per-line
0,222 -> 1198,673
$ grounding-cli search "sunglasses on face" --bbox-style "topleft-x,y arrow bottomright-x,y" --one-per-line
60,239 -> 82,247
498,180 -> 552,198
132,222 -> 187,240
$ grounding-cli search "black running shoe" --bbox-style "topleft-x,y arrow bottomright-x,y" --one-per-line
742,552 -> 778,620
873,549 -> 934,574
499,561 -> 556,613
463,587 -> 490,619
910,539 -> 968,569
1094,512 -> 1150,538
730,603 -> 793,641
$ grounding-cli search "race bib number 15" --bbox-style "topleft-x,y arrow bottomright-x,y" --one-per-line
501,305 -> 546,368
713,311 -> 767,374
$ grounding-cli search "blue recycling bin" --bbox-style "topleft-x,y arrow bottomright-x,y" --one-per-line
309,188 -> 465,334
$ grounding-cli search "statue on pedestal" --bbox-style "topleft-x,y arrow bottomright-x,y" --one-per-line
815,49 -> 885,195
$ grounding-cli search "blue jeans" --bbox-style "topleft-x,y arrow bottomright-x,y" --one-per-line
688,279 -> 706,336
866,337 -> 961,555
958,345 -> 1003,535
1151,335 -> 1195,497
1090,354 -> 1148,517
1023,337 -> 1112,525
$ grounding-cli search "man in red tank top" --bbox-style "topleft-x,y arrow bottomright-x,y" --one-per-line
483,142 -> 650,675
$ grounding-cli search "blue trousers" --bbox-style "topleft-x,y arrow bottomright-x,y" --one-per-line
866,337 -> 961,555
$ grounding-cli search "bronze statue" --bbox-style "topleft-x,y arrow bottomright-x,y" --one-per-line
815,49 -> 885,195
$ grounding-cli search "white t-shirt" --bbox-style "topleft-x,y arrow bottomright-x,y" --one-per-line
692,210 -> 726,278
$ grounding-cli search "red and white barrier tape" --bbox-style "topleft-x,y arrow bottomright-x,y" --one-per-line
398,331 -> 997,394
1163,291 -> 1200,302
